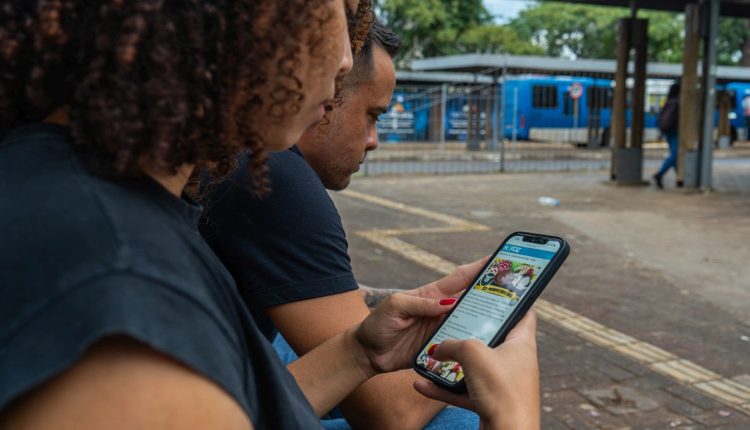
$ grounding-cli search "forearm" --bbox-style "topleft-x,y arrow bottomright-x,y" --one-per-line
274,291 -> 446,428
287,328 -> 375,416
340,370 -> 446,430
482,411 -> 540,430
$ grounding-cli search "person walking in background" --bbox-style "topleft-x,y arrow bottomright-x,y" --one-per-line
653,83 -> 680,189
742,95 -> 750,140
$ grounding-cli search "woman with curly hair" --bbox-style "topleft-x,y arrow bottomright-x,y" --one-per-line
0,1 -> 541,429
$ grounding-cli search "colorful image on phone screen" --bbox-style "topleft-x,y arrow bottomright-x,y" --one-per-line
415,235 -> 561,384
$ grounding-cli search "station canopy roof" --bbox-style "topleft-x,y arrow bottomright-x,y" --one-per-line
410,54 -> 750,83
553,0 -> 750,18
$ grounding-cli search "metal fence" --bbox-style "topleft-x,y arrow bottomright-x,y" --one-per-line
363,75 -> 748,176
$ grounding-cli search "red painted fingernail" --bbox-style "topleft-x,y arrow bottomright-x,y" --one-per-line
428,344 -> 439,356
439,298 -> 457,306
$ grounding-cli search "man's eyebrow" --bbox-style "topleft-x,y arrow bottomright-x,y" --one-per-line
370,107 -> 388,115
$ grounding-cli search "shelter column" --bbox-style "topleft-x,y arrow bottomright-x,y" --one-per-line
630,18 -> 648,151
610,18 -> 631,180
699,0 -> 720,191
678,3 -> 700,187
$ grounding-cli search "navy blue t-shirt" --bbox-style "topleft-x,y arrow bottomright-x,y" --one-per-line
200,147 -> 358,341
0,124 -> 321,429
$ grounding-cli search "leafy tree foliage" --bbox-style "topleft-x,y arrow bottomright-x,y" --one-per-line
376,0 -> 539,65
506,3 -> 750,65
377,0 -> 750,66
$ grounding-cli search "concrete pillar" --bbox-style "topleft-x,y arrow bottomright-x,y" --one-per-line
678,3 -> 700,187
699,0 -> 719,191
630,18 -> 649,150
610,18 -> 631,180
612,17 -> 647,185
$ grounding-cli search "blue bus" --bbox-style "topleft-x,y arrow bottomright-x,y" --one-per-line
726,82 -> 750,140
379,75 -> 747,145
499,76 -> 615,143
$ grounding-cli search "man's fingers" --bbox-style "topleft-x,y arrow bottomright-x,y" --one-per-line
413,380 -> 475,411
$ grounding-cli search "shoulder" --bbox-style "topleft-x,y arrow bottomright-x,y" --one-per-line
0,127 -> 254,416
199,148 -> 355,311
0,125 -> 124,287
0,336 -> 253,430
202,148 -> 341,235
250,148 -> 332,207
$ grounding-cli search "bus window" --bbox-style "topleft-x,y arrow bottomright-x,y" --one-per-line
587,87 -> 612,110
647,94 -> 666,116
532,85 -> 558,109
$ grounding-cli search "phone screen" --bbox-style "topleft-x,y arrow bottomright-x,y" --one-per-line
415,234 -> 561,384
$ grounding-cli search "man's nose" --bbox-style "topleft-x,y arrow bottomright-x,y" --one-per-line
365,125 -> 378,151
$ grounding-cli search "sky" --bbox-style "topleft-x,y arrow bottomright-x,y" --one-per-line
484,0 -> 536,23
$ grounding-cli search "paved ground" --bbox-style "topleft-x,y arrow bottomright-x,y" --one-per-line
332,164 -> 750,429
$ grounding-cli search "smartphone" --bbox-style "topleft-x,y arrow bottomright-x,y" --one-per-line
413,231 -> 570,392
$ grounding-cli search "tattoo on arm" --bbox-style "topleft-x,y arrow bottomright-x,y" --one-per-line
359,286 -> 403,309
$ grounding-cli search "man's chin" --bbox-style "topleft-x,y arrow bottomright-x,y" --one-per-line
321,174 -> 351,191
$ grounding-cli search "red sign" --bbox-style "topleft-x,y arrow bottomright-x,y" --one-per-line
569,82 -> 583,100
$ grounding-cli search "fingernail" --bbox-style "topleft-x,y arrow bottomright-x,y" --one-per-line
439,298 -> 457,306
428,344 -> 439,356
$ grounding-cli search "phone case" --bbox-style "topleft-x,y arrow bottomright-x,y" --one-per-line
412,232 -> 570,393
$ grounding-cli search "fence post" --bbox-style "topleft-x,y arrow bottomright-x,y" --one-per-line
500,69 -> 507,172
491,74 -> 499,152
440,83 -> 447,149
512,86 -> 518,151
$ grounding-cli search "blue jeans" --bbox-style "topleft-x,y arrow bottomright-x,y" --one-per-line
657,132 -> 679,177
272,335 -> 480,430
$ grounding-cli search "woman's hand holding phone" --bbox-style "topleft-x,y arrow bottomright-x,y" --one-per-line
290,255 -> 541,426
352,258 -> 489,375
413,311 -> 541,430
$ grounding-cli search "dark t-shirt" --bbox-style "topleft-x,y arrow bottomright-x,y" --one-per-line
200,147 -> 357,341
0,124 -> 321,429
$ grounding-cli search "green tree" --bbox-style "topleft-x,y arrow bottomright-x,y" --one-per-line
378,0 -> 750,66
506,3 -> 684,62
376,0 -> 545,65
457,25 -> 544,55
718,18 -> 750,66
506,2 -> 750,66
376,0 -> 491,65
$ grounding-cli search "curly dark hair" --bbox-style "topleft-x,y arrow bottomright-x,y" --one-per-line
0,0 -> 372,193
318,0 -> 372,132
